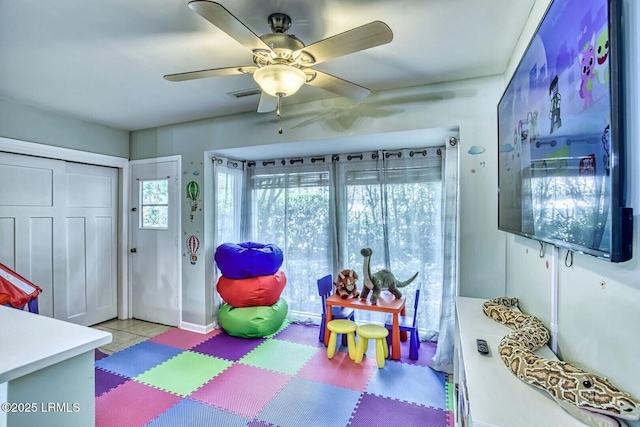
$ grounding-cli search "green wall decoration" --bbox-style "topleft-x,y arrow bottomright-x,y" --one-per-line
186,181 -> 200,221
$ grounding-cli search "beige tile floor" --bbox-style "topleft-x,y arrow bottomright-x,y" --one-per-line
91,318 -> 174,354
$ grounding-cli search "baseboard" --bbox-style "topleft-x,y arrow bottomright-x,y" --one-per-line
179,320 -> 218,334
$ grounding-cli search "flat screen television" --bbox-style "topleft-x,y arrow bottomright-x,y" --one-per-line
497,0 -> 633,262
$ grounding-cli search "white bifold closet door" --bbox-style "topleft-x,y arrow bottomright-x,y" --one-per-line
0,152 -> 118,326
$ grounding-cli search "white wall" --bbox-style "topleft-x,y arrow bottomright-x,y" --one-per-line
504,0 -> 640,421
0,98 -> 129,158
130,75 -> 509,327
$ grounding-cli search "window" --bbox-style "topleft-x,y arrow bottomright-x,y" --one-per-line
215,167 -> 243,244
140,179 -> 168,229
248,166 -> 332,320
241,150 -> 444,336
339,155 -> 443,335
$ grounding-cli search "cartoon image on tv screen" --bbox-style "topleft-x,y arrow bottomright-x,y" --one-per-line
498,0 -> 613,254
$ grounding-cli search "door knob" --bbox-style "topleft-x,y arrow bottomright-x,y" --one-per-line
130,248 -> 137,253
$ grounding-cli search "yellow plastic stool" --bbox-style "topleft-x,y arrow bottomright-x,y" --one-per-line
326,319 -> 357,360
355,324 -> 389,368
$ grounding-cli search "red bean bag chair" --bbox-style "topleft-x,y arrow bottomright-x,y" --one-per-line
217,270 -> 286,308
215,242 -> 283,280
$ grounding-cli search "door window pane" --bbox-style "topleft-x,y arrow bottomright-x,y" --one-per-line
140,179 -> 168,229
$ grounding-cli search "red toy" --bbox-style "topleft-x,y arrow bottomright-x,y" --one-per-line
0,263 -> 42,313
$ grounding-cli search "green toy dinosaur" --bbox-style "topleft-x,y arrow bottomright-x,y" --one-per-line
360,248 -> 418,304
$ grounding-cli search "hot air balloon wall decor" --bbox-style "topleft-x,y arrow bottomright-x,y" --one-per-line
186,235 -> 200,265
186,181 -> 200,221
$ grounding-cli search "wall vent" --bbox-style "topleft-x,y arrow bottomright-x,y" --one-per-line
228,88 -> 261,99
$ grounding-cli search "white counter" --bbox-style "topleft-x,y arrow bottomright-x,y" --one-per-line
455,297 -> 586,427
0,306 -> 111,427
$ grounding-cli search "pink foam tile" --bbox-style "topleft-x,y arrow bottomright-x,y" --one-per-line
96,381 -> 181,427
190,364 -> 291,418
150,327 -> 222,350
297,350 -> 377,391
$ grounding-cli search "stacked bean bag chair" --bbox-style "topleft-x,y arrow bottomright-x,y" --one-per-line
215,242 -> 288,338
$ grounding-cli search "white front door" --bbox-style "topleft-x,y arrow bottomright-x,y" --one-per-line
130,159 -> 180,326
0,152 -> 118,325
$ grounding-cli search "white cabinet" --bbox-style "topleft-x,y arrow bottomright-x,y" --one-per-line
454,297 -> 586,427
0,306 -> 111,427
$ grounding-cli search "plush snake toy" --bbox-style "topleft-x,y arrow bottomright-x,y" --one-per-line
483,298 -> 640,427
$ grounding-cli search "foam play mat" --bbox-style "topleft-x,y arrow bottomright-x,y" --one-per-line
95,322 -> 454,427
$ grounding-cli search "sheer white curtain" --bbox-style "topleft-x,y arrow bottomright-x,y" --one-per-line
430,138 -> 459,374
334,149 -> 444,335
245,156 -> 334,322
212,157 -> 244,314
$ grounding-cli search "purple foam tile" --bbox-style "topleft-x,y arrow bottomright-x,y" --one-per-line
349,393 -> 448,427
95,348 -> 110,361
191,333 -> 265,361
95,368 -> 129,397
394,339 -> 437,367
273,323 -> 325,347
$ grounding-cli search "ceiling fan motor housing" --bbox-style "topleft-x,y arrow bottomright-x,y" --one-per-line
259,33 -> 305,53
268,13 -> 291,33
255,13 -> 309,65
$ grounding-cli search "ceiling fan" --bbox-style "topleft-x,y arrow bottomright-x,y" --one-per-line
164,0 -> 393,115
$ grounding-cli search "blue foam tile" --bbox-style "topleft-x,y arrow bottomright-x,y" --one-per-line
95,341 -> 182,378
364,361 -> 448,410
255,377 -> 361,427
145,398 -> 251,427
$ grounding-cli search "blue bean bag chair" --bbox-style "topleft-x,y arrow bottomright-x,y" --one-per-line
215,242 -> 283,280
217,298 -> 288,338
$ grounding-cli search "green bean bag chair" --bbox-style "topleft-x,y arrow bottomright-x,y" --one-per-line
218,298 -> 288,338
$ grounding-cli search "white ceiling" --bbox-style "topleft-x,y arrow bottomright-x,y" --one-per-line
0,0 -> 536,132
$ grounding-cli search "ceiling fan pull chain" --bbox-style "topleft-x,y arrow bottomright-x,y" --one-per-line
277,94 -> 283,134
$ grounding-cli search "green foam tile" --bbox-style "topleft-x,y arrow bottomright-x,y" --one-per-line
239,339 -> 319,375
134,351 -> 232,397
445,381 -> 454,411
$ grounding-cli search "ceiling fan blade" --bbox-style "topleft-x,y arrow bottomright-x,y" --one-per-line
164,66 -> 257,82
295,21 -> 392,66
305,69 -> 370,101
257,92 -> 278,113
188,1 -> 273,53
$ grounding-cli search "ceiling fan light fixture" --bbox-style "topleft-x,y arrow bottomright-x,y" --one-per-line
253,64 -> 306,97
